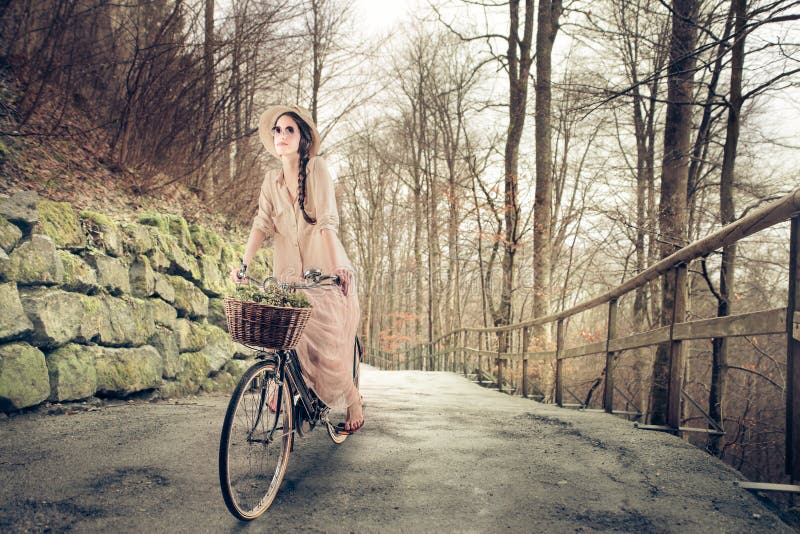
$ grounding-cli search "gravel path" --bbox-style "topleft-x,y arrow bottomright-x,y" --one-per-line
0,365 -> 792,533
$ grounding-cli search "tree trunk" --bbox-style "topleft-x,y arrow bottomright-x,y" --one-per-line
532,0 -> 562,347
710,0 -> 745,456
498,0 -> 534,356
200,0 -> 215,202
310,0 -> 321,122
648,0 -> 699,426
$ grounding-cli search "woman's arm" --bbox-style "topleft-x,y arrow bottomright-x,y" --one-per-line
231,175 -> 276,282
309,157 -> 352,295
230,228 -> 267,283
321,228 -> 352,296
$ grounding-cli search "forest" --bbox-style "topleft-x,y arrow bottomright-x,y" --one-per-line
1,0 -> 799,490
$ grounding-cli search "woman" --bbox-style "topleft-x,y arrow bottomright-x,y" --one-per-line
231,104 -> 363,433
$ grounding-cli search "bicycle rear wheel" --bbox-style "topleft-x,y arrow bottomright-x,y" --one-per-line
219,360 -> 293,520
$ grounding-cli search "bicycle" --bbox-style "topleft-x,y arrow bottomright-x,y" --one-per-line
218,268 -> 362,521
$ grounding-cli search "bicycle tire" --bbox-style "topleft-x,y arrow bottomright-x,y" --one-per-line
326,338 -> 362,444
219,360 -> 293,520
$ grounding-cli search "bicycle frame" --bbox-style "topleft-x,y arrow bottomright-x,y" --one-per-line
282,349 -> 322,419
254,348 -> 324,441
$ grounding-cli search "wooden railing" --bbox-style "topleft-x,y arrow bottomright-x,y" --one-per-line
365,187 -> 800,488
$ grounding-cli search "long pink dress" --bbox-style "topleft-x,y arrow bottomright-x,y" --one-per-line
251,156 -> 361,410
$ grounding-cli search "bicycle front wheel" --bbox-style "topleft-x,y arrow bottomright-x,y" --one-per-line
219,360 -> 293,520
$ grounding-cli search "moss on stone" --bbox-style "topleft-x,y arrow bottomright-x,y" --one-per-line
169,275 -> 208,319
199,254 -> 229,297
208,298 -> 227,330
138,212 -> 169,233
165,215 -> 196,254
190,223 -> 223,258
94,345 -> 162,395
223,358 -> 253,380
45,343 -> 98,401
86,254 -> 130,296
129,254 -> 155,297
80,210 -> 115,228
37,200 -> 84,249
146,227 -> 200,279
58,250 -> 99,293
153,272 -> 175,303
145,225 -> 172,253
0,342 -> 50,410
0,281 -> 33,341
174,318 -> 208,352
172,350 -> 210,394
0,216 -> 23,252
202,370 -> 236,394
145,296 -> 177,328
219,243 -> 241,273
171,245 -> 201,281
77,293 -> 105,342
120,222 -> 154,255
0,234 -> 65,285
80,210 -> 123,257
149,327 -> 180,379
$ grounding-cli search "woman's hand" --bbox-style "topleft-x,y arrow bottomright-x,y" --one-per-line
230,267 -> 247,284
333,268 -> 353,296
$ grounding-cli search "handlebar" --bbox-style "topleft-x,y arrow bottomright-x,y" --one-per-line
236,267 -> 340,291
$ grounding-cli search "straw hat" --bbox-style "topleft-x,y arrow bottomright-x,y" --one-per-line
258,104 -> 321,159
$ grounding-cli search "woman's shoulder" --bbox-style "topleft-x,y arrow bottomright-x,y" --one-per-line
260,167 -> 281,191
307,155 -> 331,177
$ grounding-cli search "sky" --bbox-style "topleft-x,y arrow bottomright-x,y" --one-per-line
347,0 -> 800,180
353,0 -> 421,35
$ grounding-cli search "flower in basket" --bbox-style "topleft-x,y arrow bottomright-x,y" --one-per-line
233,283 -> 312,309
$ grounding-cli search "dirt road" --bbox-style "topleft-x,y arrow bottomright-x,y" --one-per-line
0,366 -> 792,532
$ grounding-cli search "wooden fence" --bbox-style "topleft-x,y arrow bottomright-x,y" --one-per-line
364,188 -> 800,490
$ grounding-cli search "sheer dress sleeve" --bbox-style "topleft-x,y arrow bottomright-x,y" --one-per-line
251,174 -> 277,240
307,156 -> 339,233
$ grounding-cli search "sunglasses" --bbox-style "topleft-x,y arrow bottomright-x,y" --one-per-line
271,125 -> 296,136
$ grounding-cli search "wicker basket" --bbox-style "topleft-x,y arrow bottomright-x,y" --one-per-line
224,297 -> 312,349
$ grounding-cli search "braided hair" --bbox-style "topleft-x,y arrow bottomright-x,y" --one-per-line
278,111 -> 316,225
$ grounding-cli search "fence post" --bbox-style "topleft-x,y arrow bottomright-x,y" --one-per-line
522,326 -> 530,398
555,319 -> 564,407
462,329 -> 468,375
451,333 -> 456,372
451,332 -> 456,373
496,331 -> 503,393
603,298 -> 618,413
667,263 -> 688,430
787,215 -> 799,480
477,331 -> 484,383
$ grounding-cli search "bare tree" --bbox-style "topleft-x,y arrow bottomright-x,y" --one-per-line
649,0 -> 700,426
532,0 -> 563,346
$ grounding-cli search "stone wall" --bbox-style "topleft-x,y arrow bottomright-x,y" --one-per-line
0,191 -> 269,412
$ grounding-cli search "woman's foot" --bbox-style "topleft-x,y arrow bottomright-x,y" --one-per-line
345,398 -> 364,433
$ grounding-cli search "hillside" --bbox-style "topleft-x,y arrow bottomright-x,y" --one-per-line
0,68 -> 240,240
